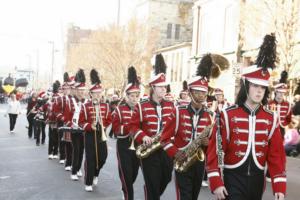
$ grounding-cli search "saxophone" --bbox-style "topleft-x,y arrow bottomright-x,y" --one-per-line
174,125 -> 212,172
136,132 -> 162,159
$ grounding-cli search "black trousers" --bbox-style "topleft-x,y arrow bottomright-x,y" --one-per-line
84,131 -> 107,186
175,160 -> 205,200
71,133 -> 84,175
9,114 -> 18,131
224,169 -> 264,200
27,113 -> 35,138
58,131 -> 66,160
48,127 -> 58,155
65,142 -> 73,167
140,149 -> 173,200
35,120 -> 46,144
117,138 -> 139,200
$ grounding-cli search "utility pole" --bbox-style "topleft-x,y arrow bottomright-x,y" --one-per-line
117,0 -> 120,26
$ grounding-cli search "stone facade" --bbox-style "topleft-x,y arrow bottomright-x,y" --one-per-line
136,0 -> 194,48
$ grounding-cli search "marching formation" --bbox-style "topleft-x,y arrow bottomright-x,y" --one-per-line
24,34 -> 293,200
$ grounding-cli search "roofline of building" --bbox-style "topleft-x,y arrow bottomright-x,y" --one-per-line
155,42 -> 192,53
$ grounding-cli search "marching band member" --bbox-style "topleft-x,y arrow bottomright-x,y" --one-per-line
79,69 -> 111,191
130,54 -> 174,200
26,92 -> 37,139
56,75 -> 75,170
160,54 -> 215,200
34,92 -> 48,146
206,34 -> 286,200
48,81 -> 61,159
64,69 -> 87,180
268,71 -> 292,138
213,88 -> 231,114
112,66 -> 140,200
53,73 -> 71,165
177,80 -> 190,106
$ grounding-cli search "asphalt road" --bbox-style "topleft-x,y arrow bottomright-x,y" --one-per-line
0,104 -> 299,200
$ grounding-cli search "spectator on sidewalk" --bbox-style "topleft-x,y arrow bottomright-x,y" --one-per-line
5,93 -> 22,133
284,116 -> 300,157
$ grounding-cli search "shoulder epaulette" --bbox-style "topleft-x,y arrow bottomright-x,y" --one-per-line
262,106 -> 274,116
225,104 -> 238,112
178,105 -> 188,110
140,98 -> 150,104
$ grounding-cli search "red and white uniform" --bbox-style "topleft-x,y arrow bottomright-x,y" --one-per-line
177,99 -> 190,106
112,104 -> 133,138
161,105 -> 212,157
48,93 -> 61,124
79,101 -> 112,132
131,99 -> 174,144
268,100 -> 292,128
215,100 -> 231,114
206,104 -> 286,194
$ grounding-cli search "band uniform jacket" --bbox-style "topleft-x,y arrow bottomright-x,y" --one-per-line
78,101 -> 112,132
160,104 -> 213,158
47,93 -> 61,124
63,97 -> 85,128
130,99 -> 174,144
112,103 -> 134,139
206,104 -> 286,194
268,100 -> 292,128
177,99 -> 190,107
53,95 -> 71,122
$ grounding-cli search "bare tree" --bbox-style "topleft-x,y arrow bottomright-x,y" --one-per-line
65,18 -> 158,94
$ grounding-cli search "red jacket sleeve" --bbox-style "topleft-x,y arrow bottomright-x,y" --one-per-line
206,112 -> 228,193
112,107 -> 125,136
78,104 -> 92,132
267,124 -> 287,195
130,103 -> 146,144
160,108 -> 179,158
103,104 -> 112,128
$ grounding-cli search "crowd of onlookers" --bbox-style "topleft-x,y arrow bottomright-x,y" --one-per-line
284,94 -> 300,157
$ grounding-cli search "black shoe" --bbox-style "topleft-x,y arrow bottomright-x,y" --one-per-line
41,142 -> 45,145
290,150 -> 299,157
36,143 -> 40,146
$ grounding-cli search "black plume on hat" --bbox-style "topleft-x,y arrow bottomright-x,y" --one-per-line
75,69 -> 86,83
183,80 -> 188,91
255,34 -> 277,71
279,70 -> 288,84
128,66 -> 139,85
52,80 -> 60,93
166,85 -> 171,93
154,54 -> 167,75
196,54 -> 213,80
63,72 -> 69,83
90,69 -> 101,85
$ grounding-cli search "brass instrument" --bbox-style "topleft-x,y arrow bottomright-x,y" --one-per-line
92,99 -> 107,142
128,135 -> 136,150
174,125 -> 212,172
136,133 -> 162,159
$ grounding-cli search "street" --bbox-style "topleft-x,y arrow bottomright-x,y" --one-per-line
0,104 -> 299,200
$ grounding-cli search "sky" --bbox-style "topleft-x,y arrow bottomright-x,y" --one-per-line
0,0 -> 138,85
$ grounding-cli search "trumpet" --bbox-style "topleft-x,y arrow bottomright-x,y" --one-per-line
92,99 -> 107,142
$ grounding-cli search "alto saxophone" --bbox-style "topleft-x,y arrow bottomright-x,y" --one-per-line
136,132 -> 162,159
174,125 -> 212,172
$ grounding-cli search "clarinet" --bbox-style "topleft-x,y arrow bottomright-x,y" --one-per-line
216,112 -> 224,179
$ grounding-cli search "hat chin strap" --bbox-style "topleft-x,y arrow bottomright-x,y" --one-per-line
189,91 -> 204,106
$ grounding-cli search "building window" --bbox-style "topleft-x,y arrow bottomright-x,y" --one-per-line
167,23 -> 172,39
175,24 -> 181,40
